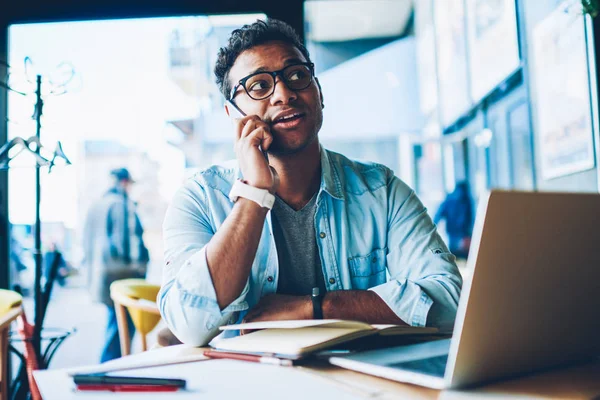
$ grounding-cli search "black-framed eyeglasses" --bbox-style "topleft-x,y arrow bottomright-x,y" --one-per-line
229,62 -> 315,101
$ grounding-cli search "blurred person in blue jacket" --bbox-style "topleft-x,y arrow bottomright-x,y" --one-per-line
158,19 -> 462,347
83,167 -> 149,362
434,182 -> 474,259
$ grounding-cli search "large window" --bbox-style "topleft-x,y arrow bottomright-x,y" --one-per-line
7,13 -> 264,367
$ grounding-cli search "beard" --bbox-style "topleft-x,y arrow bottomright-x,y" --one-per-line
267,129 -> 319,156
267,110 -> 323,156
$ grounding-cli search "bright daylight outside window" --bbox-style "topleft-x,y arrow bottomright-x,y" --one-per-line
6,13 -> 264,368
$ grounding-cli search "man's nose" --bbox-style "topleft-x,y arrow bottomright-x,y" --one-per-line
270,76 -> 297,105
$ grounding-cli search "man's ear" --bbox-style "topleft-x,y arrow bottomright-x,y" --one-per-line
224,102 -> 231,117
315,77 -> 325,109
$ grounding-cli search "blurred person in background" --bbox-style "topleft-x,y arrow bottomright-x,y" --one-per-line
9,233 -> 29,295
43,242 -> 73,288
434,181 -> 473,259
83,167 -> 149,362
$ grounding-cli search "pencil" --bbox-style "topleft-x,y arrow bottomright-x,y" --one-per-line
203,350 -> 293,366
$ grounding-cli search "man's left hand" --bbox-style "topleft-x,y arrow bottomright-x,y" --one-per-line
243,294 -> 312,325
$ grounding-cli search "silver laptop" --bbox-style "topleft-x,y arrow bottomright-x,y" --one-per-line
330,190 -> 600,389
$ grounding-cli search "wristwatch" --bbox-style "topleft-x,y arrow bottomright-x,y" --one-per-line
311,287 -> 324,319
229,179 -> 275,210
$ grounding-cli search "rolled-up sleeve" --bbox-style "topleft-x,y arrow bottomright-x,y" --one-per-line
369,176 -> 462,333
157,180 -> 250,346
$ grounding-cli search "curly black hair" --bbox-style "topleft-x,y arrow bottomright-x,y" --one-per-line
214,19 -> 312,99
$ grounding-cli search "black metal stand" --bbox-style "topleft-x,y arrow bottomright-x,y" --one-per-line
32,74 -> 43,366
8,250 -> 75,400
1,65 -> 74,400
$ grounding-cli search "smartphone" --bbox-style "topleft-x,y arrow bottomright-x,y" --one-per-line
227,100 -> 246,118
227,100 -> 269,163
73,374 -> 186,388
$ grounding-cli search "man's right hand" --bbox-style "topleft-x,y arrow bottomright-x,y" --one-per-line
234,115 -> 279,194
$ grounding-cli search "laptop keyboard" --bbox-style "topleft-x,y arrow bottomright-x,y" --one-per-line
389,354 -> 448,378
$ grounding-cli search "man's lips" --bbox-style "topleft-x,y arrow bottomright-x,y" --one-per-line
271,109 -> 304,123
271,113 -> 304,129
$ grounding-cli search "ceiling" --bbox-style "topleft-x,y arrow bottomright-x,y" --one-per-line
305,0 -> 413,42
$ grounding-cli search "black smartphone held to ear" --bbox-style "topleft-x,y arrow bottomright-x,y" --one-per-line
227,100 -> 269,163
227,100 -> 246,118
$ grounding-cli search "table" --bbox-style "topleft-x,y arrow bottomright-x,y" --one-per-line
34,345 -> 600,400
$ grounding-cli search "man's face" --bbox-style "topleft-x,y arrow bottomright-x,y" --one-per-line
227,41 -> 323,155
119,180 -> 133,194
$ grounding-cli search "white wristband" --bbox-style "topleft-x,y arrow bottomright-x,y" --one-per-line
229,179 -> 275,210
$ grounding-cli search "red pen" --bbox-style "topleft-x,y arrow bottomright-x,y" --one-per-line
76,384 -> 180,392
203,350 -> 294,366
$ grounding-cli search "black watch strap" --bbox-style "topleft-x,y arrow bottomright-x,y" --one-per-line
311,287 -> 323,319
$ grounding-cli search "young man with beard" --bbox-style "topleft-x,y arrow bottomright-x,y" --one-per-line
158,19 -> 462,346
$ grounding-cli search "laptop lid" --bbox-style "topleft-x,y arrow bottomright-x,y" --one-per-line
446,190 -> 600,388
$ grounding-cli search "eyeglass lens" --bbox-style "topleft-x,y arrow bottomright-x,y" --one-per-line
245,64 -> 313,100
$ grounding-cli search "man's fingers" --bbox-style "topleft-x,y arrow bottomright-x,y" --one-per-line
242,120 -> 270,139
241,127 -> 273,152
240,118 -> 257,139
241,310 -> 262,335
243,307 -> 260,323
262,132 -> 274,152
237,116 -> 270,140
234,115 -> 260,140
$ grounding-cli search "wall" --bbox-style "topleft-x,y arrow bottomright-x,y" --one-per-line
318,37 -> 425,140
308,37 -> 399,74
522,0 -> 599,192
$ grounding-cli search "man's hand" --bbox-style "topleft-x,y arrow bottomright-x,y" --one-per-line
243,294 -> 312,326
234,115 -> 279,194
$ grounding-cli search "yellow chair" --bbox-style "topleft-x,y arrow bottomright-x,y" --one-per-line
109,279 -> 161,357
0,290 -> 23,400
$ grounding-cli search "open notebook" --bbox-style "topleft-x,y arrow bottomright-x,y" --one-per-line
212,319 -> 439,358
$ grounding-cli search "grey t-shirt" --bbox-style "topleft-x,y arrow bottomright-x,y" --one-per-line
271,194 -> 326,296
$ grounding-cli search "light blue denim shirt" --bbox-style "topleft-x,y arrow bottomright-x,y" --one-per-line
158,147 -> 462,346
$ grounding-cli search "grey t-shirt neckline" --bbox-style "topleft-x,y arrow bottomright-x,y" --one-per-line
274,191 -> 318,214
271,191 -> 326,296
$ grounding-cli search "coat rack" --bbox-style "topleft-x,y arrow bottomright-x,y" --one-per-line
1,60 -> 73,364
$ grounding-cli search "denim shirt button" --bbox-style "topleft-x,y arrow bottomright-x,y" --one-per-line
329,278 -> 336,284
319,232 -> 326,239
267,276 -> 274,282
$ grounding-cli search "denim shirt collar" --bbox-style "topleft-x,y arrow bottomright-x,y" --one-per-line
319,144 -> 345,201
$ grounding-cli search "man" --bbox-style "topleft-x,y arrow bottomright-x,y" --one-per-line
83,167 -> 149,362
159,19 -> 462,346
434,181 -> 473,259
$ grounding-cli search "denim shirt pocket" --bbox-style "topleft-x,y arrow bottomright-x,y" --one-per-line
348,248 -> 387,289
